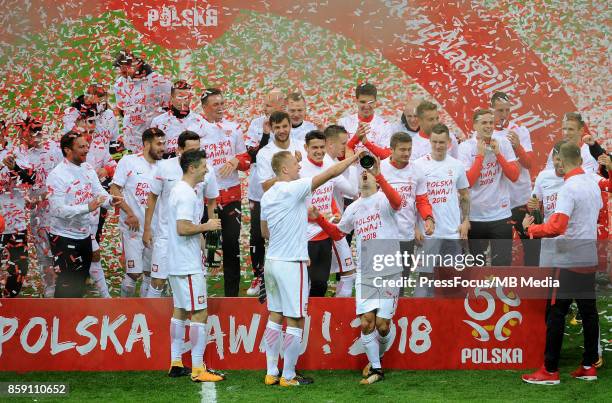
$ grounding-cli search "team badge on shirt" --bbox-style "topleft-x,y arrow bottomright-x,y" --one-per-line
198,296 -> 205,304
345,257 -> 353,266
127,260 -> 135,268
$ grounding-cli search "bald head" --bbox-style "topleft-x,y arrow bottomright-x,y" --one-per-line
264,89 -> 286,116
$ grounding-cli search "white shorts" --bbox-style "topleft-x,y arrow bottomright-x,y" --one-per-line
122,231 -> 152,274
264,259 -> 308,318
150,237 -> 168,279
355,271 -> 398,319
168,272 -> 207,311
330,238 -> 355,274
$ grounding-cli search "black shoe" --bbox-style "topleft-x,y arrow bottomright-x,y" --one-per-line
168,365 -> 191,377
258,273 -> 267,304
294,374 -> 314,384
360,367 -> 384,384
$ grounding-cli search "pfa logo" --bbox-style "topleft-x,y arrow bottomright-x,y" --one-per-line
463,284 -> 522,342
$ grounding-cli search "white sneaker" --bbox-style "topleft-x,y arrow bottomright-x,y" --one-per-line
246,277 -> 261,296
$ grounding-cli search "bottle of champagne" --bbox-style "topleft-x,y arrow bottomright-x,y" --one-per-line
205,230 -> 221,268
531,194 -> 543,224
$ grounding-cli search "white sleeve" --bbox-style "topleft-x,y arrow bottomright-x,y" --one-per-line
204,170 -> 220,199
519,127 -> 533,152
257,151 -> 275,184
286,177 -> 312,201
176,192 -> 195,221
415,165 -> 428,195
245,119 -> 262,148
457,143 -> 473,170
500,138 -> 517,162
111,157 -> 129,187
553,185 -> 574,217
149,165 -> 163,196
332,173 -> 358,199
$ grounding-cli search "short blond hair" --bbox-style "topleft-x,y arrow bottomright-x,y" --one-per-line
271,151 -> 293,175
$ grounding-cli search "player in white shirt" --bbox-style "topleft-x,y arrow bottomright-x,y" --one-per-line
522,143 -> 603,385
46,131 -> 121,298
286,92 -> 317,143
199,88 -> 250,297
150,80 -> 206,158
413,124 -> 470,296
73,114 -> 116,298
312,156 -> 426,384
20,118 -> 63,297
299,130 -> 357,297
410,101 -> 459,161
491,92 -> 537,265
245,89 -> 286,296
379,132 -> 434,297
0,120 -> 35,297
113,50 -> 171,153
323,125 -> 359,296
386,96 -> 421,137
63,84 -> 120,148
111,128 -> 165,297
260,149 -> 359,386
143,131 -> 218,299
339,83 -> 391,153
545,112 -> 598,174
458,109 -> 519,266
165,149 -> 224,382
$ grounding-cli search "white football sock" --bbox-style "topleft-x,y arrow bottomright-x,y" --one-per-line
120,275 -> 136,297
89,261 -> 110,298
282,326 -> 302,380
170,318 -> 187,363
263,321 -> 283,376
336,273 -> 356,297
361,331 -> 381,369
190,322 -> 208,369
377,326 -> 394,359
140,273 -> 151,297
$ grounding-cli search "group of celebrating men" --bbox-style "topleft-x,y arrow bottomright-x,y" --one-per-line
0,49 -> 610,385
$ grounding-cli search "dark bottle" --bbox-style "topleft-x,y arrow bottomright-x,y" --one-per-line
531,194 -> 543,224
205,230 -> 222,268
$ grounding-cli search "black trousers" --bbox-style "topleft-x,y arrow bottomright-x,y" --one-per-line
468,217 -> 513,266
308,238 -> 333,297
510,206 -> 541,266
0,230 -> 29,297
219,201 -> 242,297
50,234 -> 92,298
249,200 -> 265,278
544,271 -> 599,371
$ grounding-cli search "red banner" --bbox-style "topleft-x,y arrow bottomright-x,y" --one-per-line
0,297 -> 545,371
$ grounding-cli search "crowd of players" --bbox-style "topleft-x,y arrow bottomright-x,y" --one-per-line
0,50 -> 610,385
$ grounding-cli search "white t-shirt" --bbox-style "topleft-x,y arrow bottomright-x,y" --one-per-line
199,118 -> 246,190
86,134 -> 116,171
27,141 -> 63,222
63,108 -> 120,145
338,113 -> 391,149
291,121 -> 317,144
337,191 -> 400,270
256,139 -> 304,196
261,177 -> 312,261
327,155 -> 359,212
167,180 -> 205,275
410,132 -> 459,161
300,157 -> 354,240
380,158 -> 427,239
150,111 -> 206,156
494,124 -> 533,207
545,143 -> 598,174
46,160 -> 111,239
112,154 -> 159,234
533,169 -> 564,221
458,136 -> 517,221
114,73 -> 172,152
149,157 -> 219,240
0,141 -> 30,234
413,154 -> 469,238
551,171 -> 602,267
